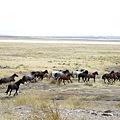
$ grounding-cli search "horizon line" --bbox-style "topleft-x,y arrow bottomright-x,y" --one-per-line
1,35 -> 120,38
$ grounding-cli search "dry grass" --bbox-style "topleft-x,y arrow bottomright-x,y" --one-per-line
0,41 -> 120,119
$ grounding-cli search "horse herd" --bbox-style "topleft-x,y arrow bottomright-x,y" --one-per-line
0,69 -> 120,96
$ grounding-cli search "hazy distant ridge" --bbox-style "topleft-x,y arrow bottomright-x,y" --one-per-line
0,35 -> 120,40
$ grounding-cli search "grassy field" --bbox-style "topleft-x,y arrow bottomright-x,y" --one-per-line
0,41 -> 120,120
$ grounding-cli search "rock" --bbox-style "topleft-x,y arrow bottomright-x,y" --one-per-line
102,110 -> 113,116
104,110 -> 112,113
102,113 -> 113,116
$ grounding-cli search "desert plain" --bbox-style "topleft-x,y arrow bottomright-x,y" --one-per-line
0,38 -> 120,120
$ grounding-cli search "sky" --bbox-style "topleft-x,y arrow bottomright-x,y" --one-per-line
0,0 -> 120,36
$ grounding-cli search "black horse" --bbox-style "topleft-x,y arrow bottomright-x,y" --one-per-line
0,73 -> 19,84
78,70 -> 88,82
5,79 -> 24,96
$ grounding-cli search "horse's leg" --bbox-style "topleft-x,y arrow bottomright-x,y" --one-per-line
78,76 -> 80,82
87,77 -> 90,82
58,78 -> 61,85
104,78 -> 106,83
9,89 -> 12,96
112,78 -> 116,83
84,77 -> 87,82
94,77 -> 95,83
5,85 -> 12,95
41,75 -> 44,80
82,76 -> 85,82
5,87 -> 9,95
107,78 -> 111,84
14,89 -> 18,96
76,74 -> 77,78
69,78 -> 72,83
67,80 -> 70,83
34,77 -> 37,82
63,80 -> 66,85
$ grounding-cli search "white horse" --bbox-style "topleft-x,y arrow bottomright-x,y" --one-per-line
49,70 -> 69,80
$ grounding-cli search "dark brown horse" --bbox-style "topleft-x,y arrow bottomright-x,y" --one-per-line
86,71 -> 98,83
102,71 -> 118,83
31,70 -> 48,80
58,73 -> 74,85
0,73 -> 19,84
5,79 -> 24,96
116,72 -> 120,81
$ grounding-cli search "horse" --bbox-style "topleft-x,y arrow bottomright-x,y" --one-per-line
54,70 -> 70,80
31,70 -> 48,80
102,71 -> 118,83
5,79 -> 24,96
102,74 -> 109,83
49,69 -> 70,80
78,70 -> 88,82
86,71 -> 98,83
116,72 -> 120,81
73,69 -> 85,78
21,73 -> 37,83
0,73 -> 19,84
58,73 -> 74,85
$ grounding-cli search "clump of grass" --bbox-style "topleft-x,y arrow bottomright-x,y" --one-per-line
51,95 -> 65,100
39,104 -> 68,120
50,80 -> 57,84
12,94 -> 50,108
84,83 -> 93,86
25,104 -> 68,120
15,64 -> 27,69
65,97 -> 84,109
48,61 -> 52,63
117,102 -> 120,108
116,82 -> 120,86
0,111 -> 19,120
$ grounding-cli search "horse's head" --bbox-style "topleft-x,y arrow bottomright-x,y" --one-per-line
84,70 -> 88,75
63,69 -> 70,74
44,70 -> 48,74
31,71 -> 37,75
110,71 -> 114,74
68,73 -> 74,78
80,69 -> 85,72
19,79 -> 24,84
13,74 -> 19,77
94,71 -> 98,75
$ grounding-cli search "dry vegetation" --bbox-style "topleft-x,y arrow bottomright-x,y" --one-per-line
0,41 -> 120,120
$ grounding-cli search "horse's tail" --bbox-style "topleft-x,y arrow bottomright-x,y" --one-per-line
102,74 -> 106,79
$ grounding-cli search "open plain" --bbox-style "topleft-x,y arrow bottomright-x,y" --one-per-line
0,38 -> 120,120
